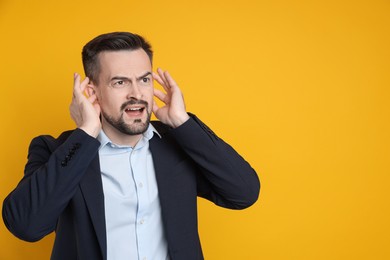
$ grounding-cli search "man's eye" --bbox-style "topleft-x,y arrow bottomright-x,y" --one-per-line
112,80 -> 127,87
142,77 -> 150,83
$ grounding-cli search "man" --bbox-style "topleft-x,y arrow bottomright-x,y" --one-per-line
3,32 -> 260,260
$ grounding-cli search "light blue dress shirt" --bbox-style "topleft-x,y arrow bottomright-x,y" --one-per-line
98,125 -> 169,260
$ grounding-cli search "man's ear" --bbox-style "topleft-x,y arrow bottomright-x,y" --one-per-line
87,83 -> 97,99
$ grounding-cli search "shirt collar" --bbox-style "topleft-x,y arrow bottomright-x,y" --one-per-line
97,123 -> 161,150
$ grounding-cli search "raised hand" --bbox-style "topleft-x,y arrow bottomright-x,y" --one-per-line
69,73 -> 101,137
153,68 -> 190,128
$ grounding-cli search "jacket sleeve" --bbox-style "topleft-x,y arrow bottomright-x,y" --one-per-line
169,114 -> 260,209
2,129 -> 100,242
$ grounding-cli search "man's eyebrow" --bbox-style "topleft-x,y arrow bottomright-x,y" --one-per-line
136,71 -> 152,80
110,72 -> 152,82
110,76 -> 131,81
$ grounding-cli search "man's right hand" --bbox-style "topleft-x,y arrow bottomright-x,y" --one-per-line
69,73 -> 101,137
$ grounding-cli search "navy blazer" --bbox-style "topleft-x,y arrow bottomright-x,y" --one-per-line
3,115 -> 260,260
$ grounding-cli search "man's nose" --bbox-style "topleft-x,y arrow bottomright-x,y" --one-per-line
126,83 -> 142,100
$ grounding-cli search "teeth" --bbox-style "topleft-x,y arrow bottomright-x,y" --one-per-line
126,107 -> 142,111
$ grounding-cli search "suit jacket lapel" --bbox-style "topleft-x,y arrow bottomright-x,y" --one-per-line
149,128 -> 200,257
149,132 -> 186,233
79,156 -> 107,260
149,134 -> 173,205
149,123 -> 184,189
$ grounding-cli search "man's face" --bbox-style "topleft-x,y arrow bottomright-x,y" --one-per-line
93,49 -> 154,136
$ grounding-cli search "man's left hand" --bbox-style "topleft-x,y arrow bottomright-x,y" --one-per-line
153,68 -> 190,128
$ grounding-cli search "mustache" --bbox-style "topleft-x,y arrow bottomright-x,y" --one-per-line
120,99 -> 149,111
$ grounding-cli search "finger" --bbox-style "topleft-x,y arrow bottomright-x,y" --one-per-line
152,99 -> 160,114
154,88 -> 168,103
73,73 -> 89,98
80,76 -> 90,94
72,74 -> 84,102
157,68 -> 171,89
153,70 -> 170,93
163,70 -> 179,90
73,73 -> 81,96
152,72 -> 165,86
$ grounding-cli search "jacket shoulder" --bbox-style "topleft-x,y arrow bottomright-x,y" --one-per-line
31,130 -> 75,152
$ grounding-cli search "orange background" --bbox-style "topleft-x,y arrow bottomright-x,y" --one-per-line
1,0 -> 389,259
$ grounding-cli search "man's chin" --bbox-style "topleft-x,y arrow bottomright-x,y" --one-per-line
102,112 -> 151,136
124,116 -> 151,135
125,122 -> 149,135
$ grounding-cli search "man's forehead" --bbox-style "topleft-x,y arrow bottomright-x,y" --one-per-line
97,49 -> 152,77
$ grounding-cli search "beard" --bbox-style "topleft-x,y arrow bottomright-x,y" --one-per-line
102,100 -> 152,136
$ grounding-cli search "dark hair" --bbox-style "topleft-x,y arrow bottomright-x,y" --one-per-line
82,32 -> 153,84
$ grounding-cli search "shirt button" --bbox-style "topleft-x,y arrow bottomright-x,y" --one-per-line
139,182 -> 143,188
140,219 -> 145,225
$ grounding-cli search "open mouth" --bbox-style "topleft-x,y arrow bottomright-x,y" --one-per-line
124,106 -> 145,117
121,99 -> 148,119
125,107 -> 145,112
